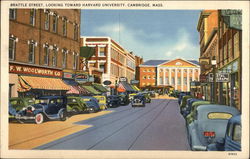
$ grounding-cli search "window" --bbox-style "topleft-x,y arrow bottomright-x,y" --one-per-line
178,77 -> 181,85
99,47 -> 105,56
190,77 -> 192,82
9,9 -> 16,20
73,53 -> 78,69
148,69 -> 151,72
232,124 -> 241,143
172,77 -> 175,85
44,11 -> 50,30
62,49 -> 67,68
9,37 -> 16,60
99,63 -> 105,72
159,77 -> 163,85
28,42 -> 36,63
228,38 -> 232,58
184,77 -> 187,85
52,14 -> 58,33
148,76 -> 151,79
233,32 -> 240,58
74,24 -> 78,40
153,76 -> 156,79
62,17 -> 67,36
178,69 -> 181,73
143,76 -> 146,79
165,77 -> 169,84
44,44 -> 49,65
30,9 -> 36,26
52,47 -> 57,67
143,69 -> 146,72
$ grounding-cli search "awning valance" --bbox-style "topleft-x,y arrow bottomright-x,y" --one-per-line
18,76 -> 70,92
92,83 -> 108,92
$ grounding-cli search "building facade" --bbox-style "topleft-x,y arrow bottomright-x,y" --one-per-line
139,59 -> 200,92
80,37 -> 136,87
9,9 -> 81,97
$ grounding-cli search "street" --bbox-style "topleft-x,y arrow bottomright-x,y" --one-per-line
35,99 -> 190,150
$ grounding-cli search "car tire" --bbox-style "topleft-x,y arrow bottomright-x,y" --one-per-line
35,113 -> 44,124
72,107 -> 80,114
59,110 -> 67,121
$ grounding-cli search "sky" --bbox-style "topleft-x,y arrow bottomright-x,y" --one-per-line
81,10 -> 201,61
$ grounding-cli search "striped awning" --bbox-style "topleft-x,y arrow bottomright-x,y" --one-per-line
131,85 -> 140,91
92,83 -> 108,92
66,85 -> 90,95
18,76 -> 70,92
81,85 -> 101,95
117,83 -> 126,93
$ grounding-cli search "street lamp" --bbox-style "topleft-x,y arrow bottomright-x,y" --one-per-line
211,56 -> 217,104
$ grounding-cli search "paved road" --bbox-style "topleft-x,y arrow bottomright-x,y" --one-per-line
36,99 -> 190,150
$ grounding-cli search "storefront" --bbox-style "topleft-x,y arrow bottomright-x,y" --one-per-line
9,63 -> 70,98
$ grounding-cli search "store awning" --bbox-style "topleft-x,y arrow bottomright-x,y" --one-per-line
18,76 -> 70,92
66,85 -> 90,95
63,79 -> 78,86
81,85 -> 101,95
117,83 -> 126,93
131,85 -> 140,91
92,83 -> 108,92
120,81 -> 135,92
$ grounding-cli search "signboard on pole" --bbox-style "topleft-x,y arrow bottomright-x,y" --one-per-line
208,73 -> 230,82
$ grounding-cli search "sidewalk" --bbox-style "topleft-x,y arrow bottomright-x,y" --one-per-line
152,94 -> 177,100
9,110 -> 112,149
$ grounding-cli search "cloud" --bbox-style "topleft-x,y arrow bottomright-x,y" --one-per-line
93,23 -> 199,61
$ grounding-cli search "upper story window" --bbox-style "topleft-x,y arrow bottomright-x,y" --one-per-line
9,9 -> 16,20
62,49 -> 68,68
99,63 -> 105,72
73,52 -> 78,70
99,47 -> 105,57
30,9 -> 36,26
52,13 -> 58,33
28,40 -> 36,63
52,46 -> 58,67
74,23 -> 78,40
44,10 -> 50,30
62,17 -> 67,36
43,44 -> 49,65
9,36 -> 17,61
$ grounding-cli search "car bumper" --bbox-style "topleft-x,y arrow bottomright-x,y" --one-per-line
15,115 -> 35,120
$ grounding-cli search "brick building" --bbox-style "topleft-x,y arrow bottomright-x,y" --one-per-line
139,59 -> 200,92
9,9 -> 81,97
197,10 -> 242,111
80,37 -> 137,88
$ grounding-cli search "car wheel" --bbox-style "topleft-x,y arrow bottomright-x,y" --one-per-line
35,113 -> 44,124
59,111 -> 67,121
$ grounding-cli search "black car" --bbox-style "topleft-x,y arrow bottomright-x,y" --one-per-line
15,96 -> 67,124
81,96 -> 101,113
107,95 -> 120,108
131,94 -> 146,107
118,94 -> 130,106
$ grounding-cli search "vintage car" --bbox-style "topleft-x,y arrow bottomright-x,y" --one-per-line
67,96 -> 87,114
187,105 -> 240,151
181,98 -> 203,117
207,115 -> 241,151
128,93 -> 137,102
179,95 -> 192,109
131,94 -> 146,107
140,92 -> 151,103
106,95 -> 120,108
9,97 -> 35,112
93,95 -> 107,110
81,96 -> 101,113
148,91 -> 156,98
15,96 -> 67,124
178,92 -> 191,105
118,94 -> 130,106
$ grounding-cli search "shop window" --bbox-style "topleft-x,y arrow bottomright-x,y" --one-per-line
52,47 -> 58,67
62,49 -> 67,68
28,42 -> 36,63
73,53 -> 78,69
74,24 -> 78,40
44,44 -> 49,65
99,47 -> 105,57
44,10 -> 50,30
52,13 -> 58,33
9,37 -> 16,61
62,17 -> 67,36
30,9 -> 36,26
9,9 -> 16,20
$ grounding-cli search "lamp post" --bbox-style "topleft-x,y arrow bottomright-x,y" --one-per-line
211,56 -> 217,104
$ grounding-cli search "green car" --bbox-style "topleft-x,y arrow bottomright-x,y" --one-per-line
186,101 -> 211,124
180,95 -> 192,109
9,97 -> 35,112
140,92 -> 151,103
67,96 -> 87,114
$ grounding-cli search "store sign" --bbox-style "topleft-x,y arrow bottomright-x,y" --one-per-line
130,80 -> 139,84
75,74 -> 89,83
190,81 -> 201,89
199,75 -> 207,83
9,64 -> 62,77
221,10 -> 242,30
63,72 -> 73,79
119,77 -> 127,82
103,80 -> 111,85
209,73 -> 230,82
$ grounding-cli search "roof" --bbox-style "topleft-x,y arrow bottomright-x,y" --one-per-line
140,59 -> 199,67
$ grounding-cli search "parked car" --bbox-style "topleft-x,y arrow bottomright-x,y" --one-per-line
187,105 -> 240,151
129,93 -> 137,102
131,94 -> 146,107
148,91 -> 156,98
178,92 -> 190,105
181,98 -> 203,117
186,100 -> 211,124
179,95 -> 192,109
9,97 -> 35,112
140,92 -> 151,103
118,94 -> 130,106
15,96 -> 67,124
106,95 -> 120,108
93,95 -> 107,110
207,115 -> 241,151
81,96 -> 101,113
67,96 -> 87,114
